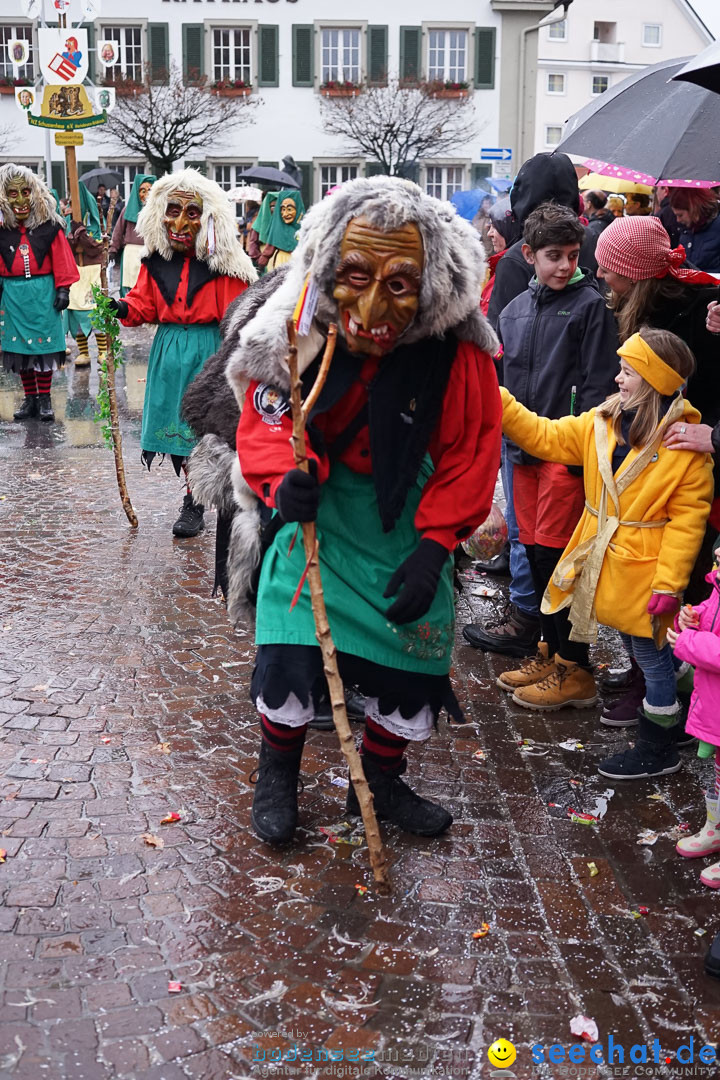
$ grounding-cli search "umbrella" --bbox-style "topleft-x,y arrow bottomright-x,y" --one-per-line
226,185 -> 263,203
487,177 -> 513,193
673,41 -> 720,94
580,158 -> 720,189
79,168 -> 123,193
450,189 -> 492,221
579,172 -> 653,195
556,57 -> 720,184
235,166 -> 301,189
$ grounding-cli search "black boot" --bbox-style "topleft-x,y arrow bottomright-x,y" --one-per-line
250,740 -> 303,844
37,394 -> 54,422
13,394 -> 39,421
346,755 -> 452,836
597,710 -> 681,780
172,493 -> 205,538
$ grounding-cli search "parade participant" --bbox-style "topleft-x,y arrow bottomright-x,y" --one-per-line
109,174 -> 155,297
500,328 -> 713,779
66,181 -> 108,368
246,191 -> 278,264
480,197 -> 520,318
0,164 -> 78,422
191,176 -> 502,843
107,169 -> 256,537
257,189 -> 304,271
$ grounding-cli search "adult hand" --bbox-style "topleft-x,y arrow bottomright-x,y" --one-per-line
384,539 -> 448,625
707,300 -> 720,335
53,286 -> 69,311
647,593 -> 679,617
663,422 -> 714,453
677,604 -> 700,632
665,626 -> 678,648
275,466 -> 319,523
106,297 -> 129,319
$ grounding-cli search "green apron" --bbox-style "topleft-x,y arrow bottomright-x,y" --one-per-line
66,309 -> 93,336
255,460 -> 455,675
140,322 -> 220,457
0,275 -> 65,354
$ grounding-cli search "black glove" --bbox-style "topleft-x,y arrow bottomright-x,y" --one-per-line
53,287 -> 70,311
384,539 -> 449,625
275,466 -> 319,523
107,297 -> 129,319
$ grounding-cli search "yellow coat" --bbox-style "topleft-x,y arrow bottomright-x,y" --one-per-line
501,388 -> 714,641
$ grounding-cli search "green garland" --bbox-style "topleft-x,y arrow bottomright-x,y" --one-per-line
90,286 -> 126,449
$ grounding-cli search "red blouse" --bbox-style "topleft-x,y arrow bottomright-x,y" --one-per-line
121,258 -> 248,327
0,225 -> 79,288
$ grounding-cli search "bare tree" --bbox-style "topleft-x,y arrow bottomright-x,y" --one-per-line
98,63 -> 259,176
0,123 -> 15,155
319,79 -> 478,177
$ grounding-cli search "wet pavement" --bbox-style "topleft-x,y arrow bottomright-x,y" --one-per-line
2,326 -> 720,1080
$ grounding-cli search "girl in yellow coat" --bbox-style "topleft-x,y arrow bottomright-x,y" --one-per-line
500,327 -> 713,780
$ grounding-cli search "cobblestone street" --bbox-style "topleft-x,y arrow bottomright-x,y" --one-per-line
2,327 -> 720,1080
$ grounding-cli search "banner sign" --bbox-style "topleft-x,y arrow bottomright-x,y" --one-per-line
38,28 -> 89,86
28,111 -> 107,130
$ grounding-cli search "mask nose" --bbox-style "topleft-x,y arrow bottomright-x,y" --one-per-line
355,280 -> 387,331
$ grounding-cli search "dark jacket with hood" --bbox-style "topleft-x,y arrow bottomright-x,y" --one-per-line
487,152 -> 597,329
498,269 -> 619,466
678,214 -> 720,272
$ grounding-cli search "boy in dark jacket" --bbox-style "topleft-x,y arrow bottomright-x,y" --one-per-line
496,203 -> 618,711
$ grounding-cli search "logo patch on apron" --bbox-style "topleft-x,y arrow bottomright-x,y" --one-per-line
253,383 -> 290,425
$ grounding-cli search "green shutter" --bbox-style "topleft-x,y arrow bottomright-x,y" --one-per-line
86,23 -> 95,83
51,162 -> 65,198
148,23 -> 169,85
183,24 -> 204,83
257,160 -> 277,168
296,161 -> 313,208
399,162 -> 419,183
471,164 -> 492,187
475,27 -> 496,90
367,26 -> 388,86
400,26 -> 422,84
258,25 -> 279,87
365,161 -> 386,177
292,25 -> 314,87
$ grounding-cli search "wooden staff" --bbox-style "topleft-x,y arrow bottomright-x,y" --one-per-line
98,193 -> 138,528
285,319 -> 391,895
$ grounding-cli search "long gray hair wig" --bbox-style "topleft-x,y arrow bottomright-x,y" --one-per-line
0,164 -> 65,230
136,168 -> 256,282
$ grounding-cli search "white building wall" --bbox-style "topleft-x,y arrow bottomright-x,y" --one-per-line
0,0 -> 504,203
534,0 -> 711,155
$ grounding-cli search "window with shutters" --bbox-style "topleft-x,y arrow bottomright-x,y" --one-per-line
212,27 -> 252,86
320,27 -> 362,85
0,25 -> 34,81
100,161 -> 145,202
427,30 -> 468,84
425,165 -> 464,201
101,26 -> 143,82
211,162 -> 256,217
319,163 -> 359,198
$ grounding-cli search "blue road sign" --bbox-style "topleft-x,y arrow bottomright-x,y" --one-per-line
480,148 -> 513,162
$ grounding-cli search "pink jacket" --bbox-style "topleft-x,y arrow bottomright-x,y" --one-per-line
673,569 -> 720,744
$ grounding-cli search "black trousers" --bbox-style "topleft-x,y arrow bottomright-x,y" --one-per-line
524,543 -> 590,668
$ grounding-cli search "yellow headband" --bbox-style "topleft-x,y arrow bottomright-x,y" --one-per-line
617,333 -> 685,396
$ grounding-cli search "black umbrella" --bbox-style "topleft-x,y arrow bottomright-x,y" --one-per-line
556,57 -> 720,182
235,165 -> 301,189
79,168 -> 123,193
673,41 -> 720,95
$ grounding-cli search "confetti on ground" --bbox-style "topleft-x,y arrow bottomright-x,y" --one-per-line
473,749 -> 487,761
587,862 -> 599,877
0,849 -> 6,863
558,739 -> 585,751
101,737 -> 112,744
638,906 -> 650,915
472,923 -> 490,939
570,1015 -> 599,1042
160,812 -> 181,824
167,982 -> 182,993
568,809 -> 598,826
695,928 -> 708,938
354,884 -> 368,897
330,776 -> 349,788
637,829 -> 659,846
318,822 -> 365,846
471,586 -> 500,598
141,833 -> 164,849
648,793 -> 666,801
155,743 -> 171,754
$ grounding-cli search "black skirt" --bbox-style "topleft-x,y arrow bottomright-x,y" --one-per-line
2,349 -> 66,374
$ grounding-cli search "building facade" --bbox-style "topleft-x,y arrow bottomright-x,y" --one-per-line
533,0 -> 712,155
0,0 -> 520,206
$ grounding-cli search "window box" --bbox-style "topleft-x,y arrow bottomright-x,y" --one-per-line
0,77 -> 32,93
103,76 -> 143,97
211,80 -> 252,97
320,81 -> 361,97
428,80 -> 470,99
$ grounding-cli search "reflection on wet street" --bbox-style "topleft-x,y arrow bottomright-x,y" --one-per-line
2,326 -> 720,1079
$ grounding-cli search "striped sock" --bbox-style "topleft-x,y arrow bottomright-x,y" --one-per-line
260,714 -> 307,755
95,332 -> 108,357
76,333 -> 89,358
714,749 -> 720,798
361,715 -> 408,772
20,371 -> 37,395
35,370 -> 52,395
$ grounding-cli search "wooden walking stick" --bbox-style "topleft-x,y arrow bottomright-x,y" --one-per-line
96,193 -> 138,528
285,320 -> 392,895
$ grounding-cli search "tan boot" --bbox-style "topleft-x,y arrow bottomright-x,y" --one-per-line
512,655 -> 597,712
497,642 -> 557,691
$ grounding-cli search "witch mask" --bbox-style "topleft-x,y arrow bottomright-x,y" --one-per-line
6,175 -> 31,222
164,190 -> 203,253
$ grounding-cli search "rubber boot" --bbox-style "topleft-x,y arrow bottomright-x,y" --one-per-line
346,754 -> 452,836
37,394 -> 55,422
677,796 -> 720,858
700,859 -> 720,889
172,493 -> 205,538
13,395 -> 39,421
497,642 -> 556,692
511,655 -> 597,712
597,708 -> 681,780
250,739 -> 303,844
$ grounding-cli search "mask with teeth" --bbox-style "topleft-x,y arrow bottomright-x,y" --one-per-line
333,216 -> 423,355
6,175 -> 32,222
163,190 -> 203,253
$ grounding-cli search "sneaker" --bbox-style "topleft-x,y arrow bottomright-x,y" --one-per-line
346,755 -> 452,836
512,655 -> 597,712
463,603 -> 541,658
597,713 -> 681,780
600,677 -> 646,727
172,493 -> 205,538
497,642 -> 556,691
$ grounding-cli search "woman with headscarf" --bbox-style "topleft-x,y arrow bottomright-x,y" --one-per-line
246,191 -> 278,264
109,174 -> 155,297
668,188 -> 720,272
480,197 -> 521,317
66,181 -> 108,367
257,189 -> 304,272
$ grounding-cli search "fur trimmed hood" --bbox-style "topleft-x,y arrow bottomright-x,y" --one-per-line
0,164 -> 65,230
136,168 -> 256,282
226,176 -> 497,402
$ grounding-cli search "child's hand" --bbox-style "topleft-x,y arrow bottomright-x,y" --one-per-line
677,604 -> 700,632
665,626 -> 678,647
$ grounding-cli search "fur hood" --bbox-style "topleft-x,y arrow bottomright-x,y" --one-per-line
136,168 -> 256,282
0,164 -> 65,230
226,176 -> 497,403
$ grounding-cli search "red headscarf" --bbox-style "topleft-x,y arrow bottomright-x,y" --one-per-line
595,215 -> 717,285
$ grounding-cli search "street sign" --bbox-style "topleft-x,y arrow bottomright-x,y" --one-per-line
55,130 -> 84,146
480,148 -> 512,162
493,163 -> 513,179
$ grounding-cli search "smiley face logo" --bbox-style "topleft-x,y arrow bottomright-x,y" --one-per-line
487,1039 -> 517,1069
